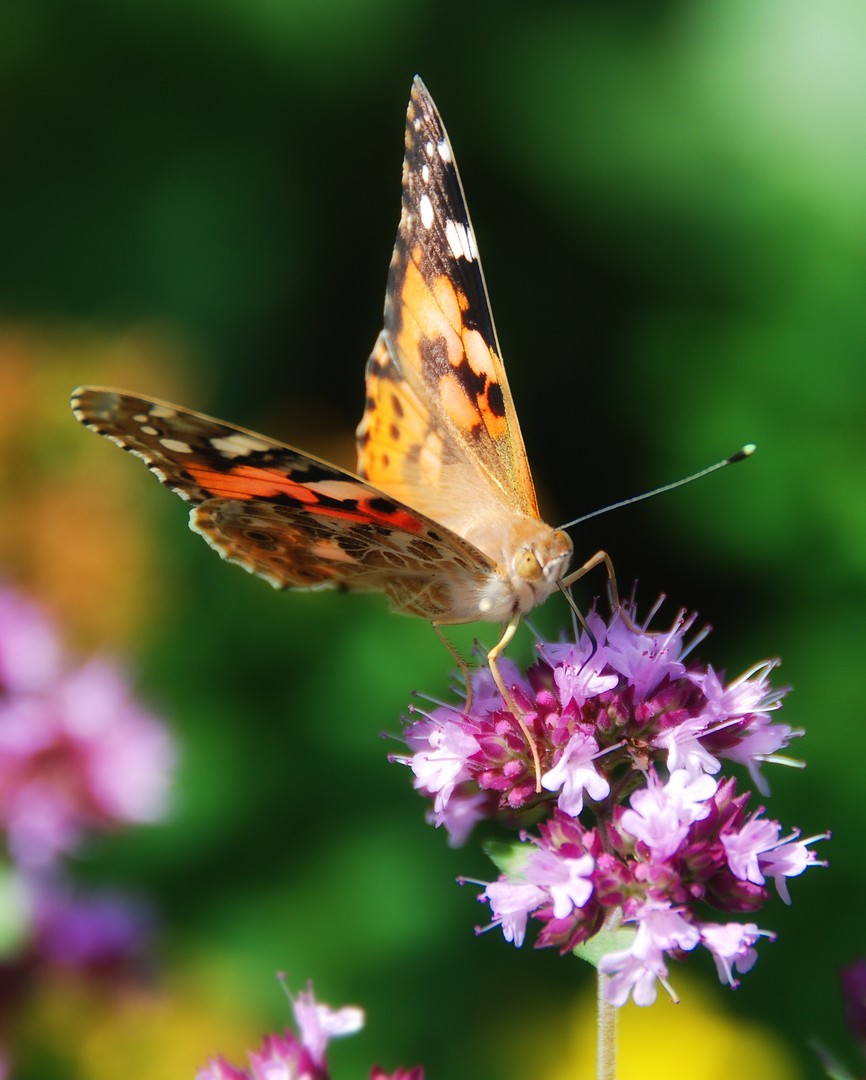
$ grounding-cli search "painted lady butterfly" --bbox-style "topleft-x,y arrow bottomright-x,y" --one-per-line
71,77 -> 610,780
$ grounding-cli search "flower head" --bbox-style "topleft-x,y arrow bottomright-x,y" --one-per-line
197,983 -> 422,1080
401,602 -> 798,846
197,1030 -> 322,1080
399,596 -> 825,1006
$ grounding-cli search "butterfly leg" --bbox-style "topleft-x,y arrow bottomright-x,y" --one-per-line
560,549 -> 643,633
432,625 -> 475,712
487,612 -> 544,792
561,549 -> 620,608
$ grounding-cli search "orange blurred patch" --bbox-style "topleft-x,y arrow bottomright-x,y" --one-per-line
0,320 -> 199,648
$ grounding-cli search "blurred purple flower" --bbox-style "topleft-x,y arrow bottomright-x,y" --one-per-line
32,881 -> 153,972
0,586 -> 175,869
841,957 -> 866,1051
196,984 -> 420,1080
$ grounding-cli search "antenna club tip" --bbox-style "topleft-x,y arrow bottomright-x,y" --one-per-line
731,443 -> 757,463
557,442 -> 758,531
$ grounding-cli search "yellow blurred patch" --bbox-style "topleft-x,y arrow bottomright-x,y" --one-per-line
498,973 -> 804,1080
11,968 -> 263,1079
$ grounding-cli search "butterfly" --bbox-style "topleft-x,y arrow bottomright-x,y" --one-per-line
71,77 -> 612,784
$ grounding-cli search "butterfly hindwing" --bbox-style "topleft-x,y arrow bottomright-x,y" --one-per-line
71,386 -> 496,619
193,497 -> 488,621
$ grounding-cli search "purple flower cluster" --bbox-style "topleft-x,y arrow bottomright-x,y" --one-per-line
198,984 -> 423,1080
0,586 -> 174,869
399,599 -> 826,1005
0,585 -> 174,995
31,884 -> 153,972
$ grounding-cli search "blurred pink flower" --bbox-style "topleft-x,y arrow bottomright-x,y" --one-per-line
0,586 -> 175,868
196,984 -> 418,1080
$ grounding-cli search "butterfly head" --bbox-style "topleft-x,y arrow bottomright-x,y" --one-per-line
478,520 -> 573,619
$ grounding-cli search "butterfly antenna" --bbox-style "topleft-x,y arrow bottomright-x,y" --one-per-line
557,444 -> 756,532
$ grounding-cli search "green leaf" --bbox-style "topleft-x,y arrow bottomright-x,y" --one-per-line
483,838 -> 532,877
574,926 -> 637,969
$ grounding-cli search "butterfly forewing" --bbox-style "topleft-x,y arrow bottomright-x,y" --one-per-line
358,77 -> 539,522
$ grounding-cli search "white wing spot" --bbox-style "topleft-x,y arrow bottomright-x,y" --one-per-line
437,139 -> 452,163
210,434 -> 272,458
150,404 -> 179,419
425,140 -> 434,158
445,219 -> 477,262
445,221 -> 462,260
133,413 -> 149,423
421,163 -> 430,184
160,438 -> 193,454
140,425 -> 159,436
419,193 -> 435,230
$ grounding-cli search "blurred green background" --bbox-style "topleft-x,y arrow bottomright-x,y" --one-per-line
2,0 -> 864,1076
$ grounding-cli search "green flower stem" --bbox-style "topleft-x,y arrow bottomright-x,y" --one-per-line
596,967 -> 618,1080
595,908 -> 622,1080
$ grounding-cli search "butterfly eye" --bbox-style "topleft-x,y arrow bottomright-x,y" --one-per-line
515,548 -> 543,582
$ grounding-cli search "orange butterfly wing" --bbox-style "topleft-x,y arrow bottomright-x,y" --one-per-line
357,77 -> 539,532
71,387 -> 497,622
71,80 -> 572,632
